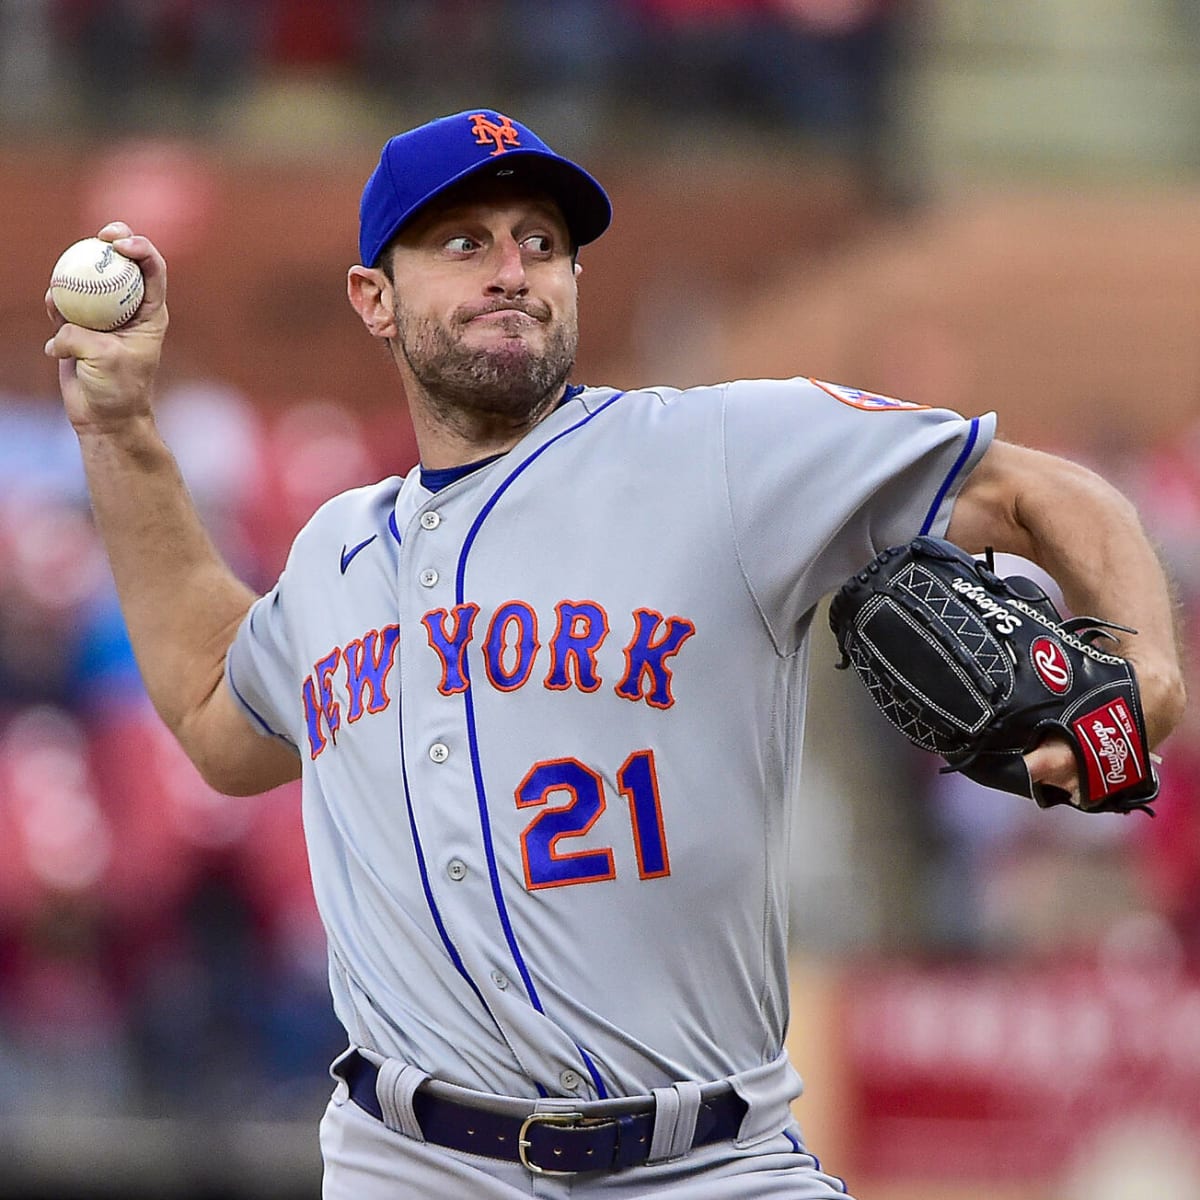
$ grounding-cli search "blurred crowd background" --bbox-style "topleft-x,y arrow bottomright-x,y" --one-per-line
1,2 -> 1200,1198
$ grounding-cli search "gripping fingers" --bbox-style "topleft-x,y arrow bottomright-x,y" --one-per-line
103,227 -> 167,314
98,221 -> 134,241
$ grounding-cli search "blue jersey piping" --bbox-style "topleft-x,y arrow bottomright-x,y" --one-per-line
454,391 -> 625,1099
919,415 -> 981,536
226,657 -> 292,745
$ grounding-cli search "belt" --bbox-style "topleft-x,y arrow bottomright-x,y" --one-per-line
339,1051 -> 747,1176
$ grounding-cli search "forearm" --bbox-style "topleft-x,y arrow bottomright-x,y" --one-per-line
78,414 -> 255,738
1018,475 -> 1182,745
949,442 -> 1187,746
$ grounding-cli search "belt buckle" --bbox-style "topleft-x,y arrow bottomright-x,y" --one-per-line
517,1110 -> 591,1176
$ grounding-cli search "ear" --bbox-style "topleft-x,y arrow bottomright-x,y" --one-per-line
347,265 -> 398,339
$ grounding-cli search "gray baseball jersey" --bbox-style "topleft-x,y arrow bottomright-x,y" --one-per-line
228,378 -> 993,1105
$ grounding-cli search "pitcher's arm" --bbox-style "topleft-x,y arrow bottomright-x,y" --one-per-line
947,439 -> 1186,801
46,224 -> 300,795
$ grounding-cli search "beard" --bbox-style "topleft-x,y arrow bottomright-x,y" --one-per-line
393,296 -> 578,432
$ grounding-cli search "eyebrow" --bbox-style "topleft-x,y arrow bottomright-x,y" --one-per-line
411,200 -> 568,241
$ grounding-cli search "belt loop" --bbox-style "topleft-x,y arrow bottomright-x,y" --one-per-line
376,1059 -> 430,1141
648,1081 -> 702,1163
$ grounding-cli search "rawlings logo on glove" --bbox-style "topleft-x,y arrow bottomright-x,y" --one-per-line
828,536 -> 1158,815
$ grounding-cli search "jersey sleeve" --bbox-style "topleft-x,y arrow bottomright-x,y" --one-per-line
721,377 -> 995,649
225,576 -> 301,749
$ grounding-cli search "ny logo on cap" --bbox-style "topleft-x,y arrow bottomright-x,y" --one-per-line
470,112 -> 520,157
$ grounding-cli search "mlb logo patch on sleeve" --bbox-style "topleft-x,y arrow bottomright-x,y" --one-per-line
811,379 -> 929,411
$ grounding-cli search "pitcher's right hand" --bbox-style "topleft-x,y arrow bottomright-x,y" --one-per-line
46,221 -> 168,436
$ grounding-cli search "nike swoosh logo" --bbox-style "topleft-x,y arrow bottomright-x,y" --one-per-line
339,534 -> 378,575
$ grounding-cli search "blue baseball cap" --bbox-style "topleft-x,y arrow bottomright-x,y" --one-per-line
358,109 -> 612,267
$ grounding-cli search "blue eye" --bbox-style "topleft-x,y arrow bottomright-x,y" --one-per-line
522,234 -> 552,253
445,235 -> 477,253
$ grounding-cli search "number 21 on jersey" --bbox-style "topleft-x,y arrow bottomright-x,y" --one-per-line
516,750 -> 671,889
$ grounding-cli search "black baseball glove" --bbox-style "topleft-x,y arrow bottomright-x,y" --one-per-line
828,536 -> 1158,815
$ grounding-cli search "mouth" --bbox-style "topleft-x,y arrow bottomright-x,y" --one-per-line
463,313 -> 547,347
462,302 -> 549,328
469,309 -> 539,326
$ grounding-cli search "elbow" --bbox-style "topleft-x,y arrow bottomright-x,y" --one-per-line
189,738 -> 301,797
170,712 -> 300,798
161,671 -> 302,796
172,731 -> 246,795
196,759 -> 267,797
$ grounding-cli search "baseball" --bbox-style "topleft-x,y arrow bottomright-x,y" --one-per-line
50,237 -> 145,331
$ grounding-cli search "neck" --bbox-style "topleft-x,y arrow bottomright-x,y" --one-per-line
406,380 -> 567,470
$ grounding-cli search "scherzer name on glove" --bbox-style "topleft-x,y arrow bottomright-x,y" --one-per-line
828,536 -> 1158,815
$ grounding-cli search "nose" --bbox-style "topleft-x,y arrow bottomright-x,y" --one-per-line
486,237 -> 527,297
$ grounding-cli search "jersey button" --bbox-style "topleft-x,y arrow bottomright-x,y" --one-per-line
490,970 -> 509,990
559,1070 -> 582,1092
420,511 -> 441,530
420,568 -> 439,587
429,743 -> 449,763
447,859 -> 467,881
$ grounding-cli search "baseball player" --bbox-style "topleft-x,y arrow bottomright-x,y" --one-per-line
45,110 -> 1184,1198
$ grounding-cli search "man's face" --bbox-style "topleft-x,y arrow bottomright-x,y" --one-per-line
384,183 -> 580,425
